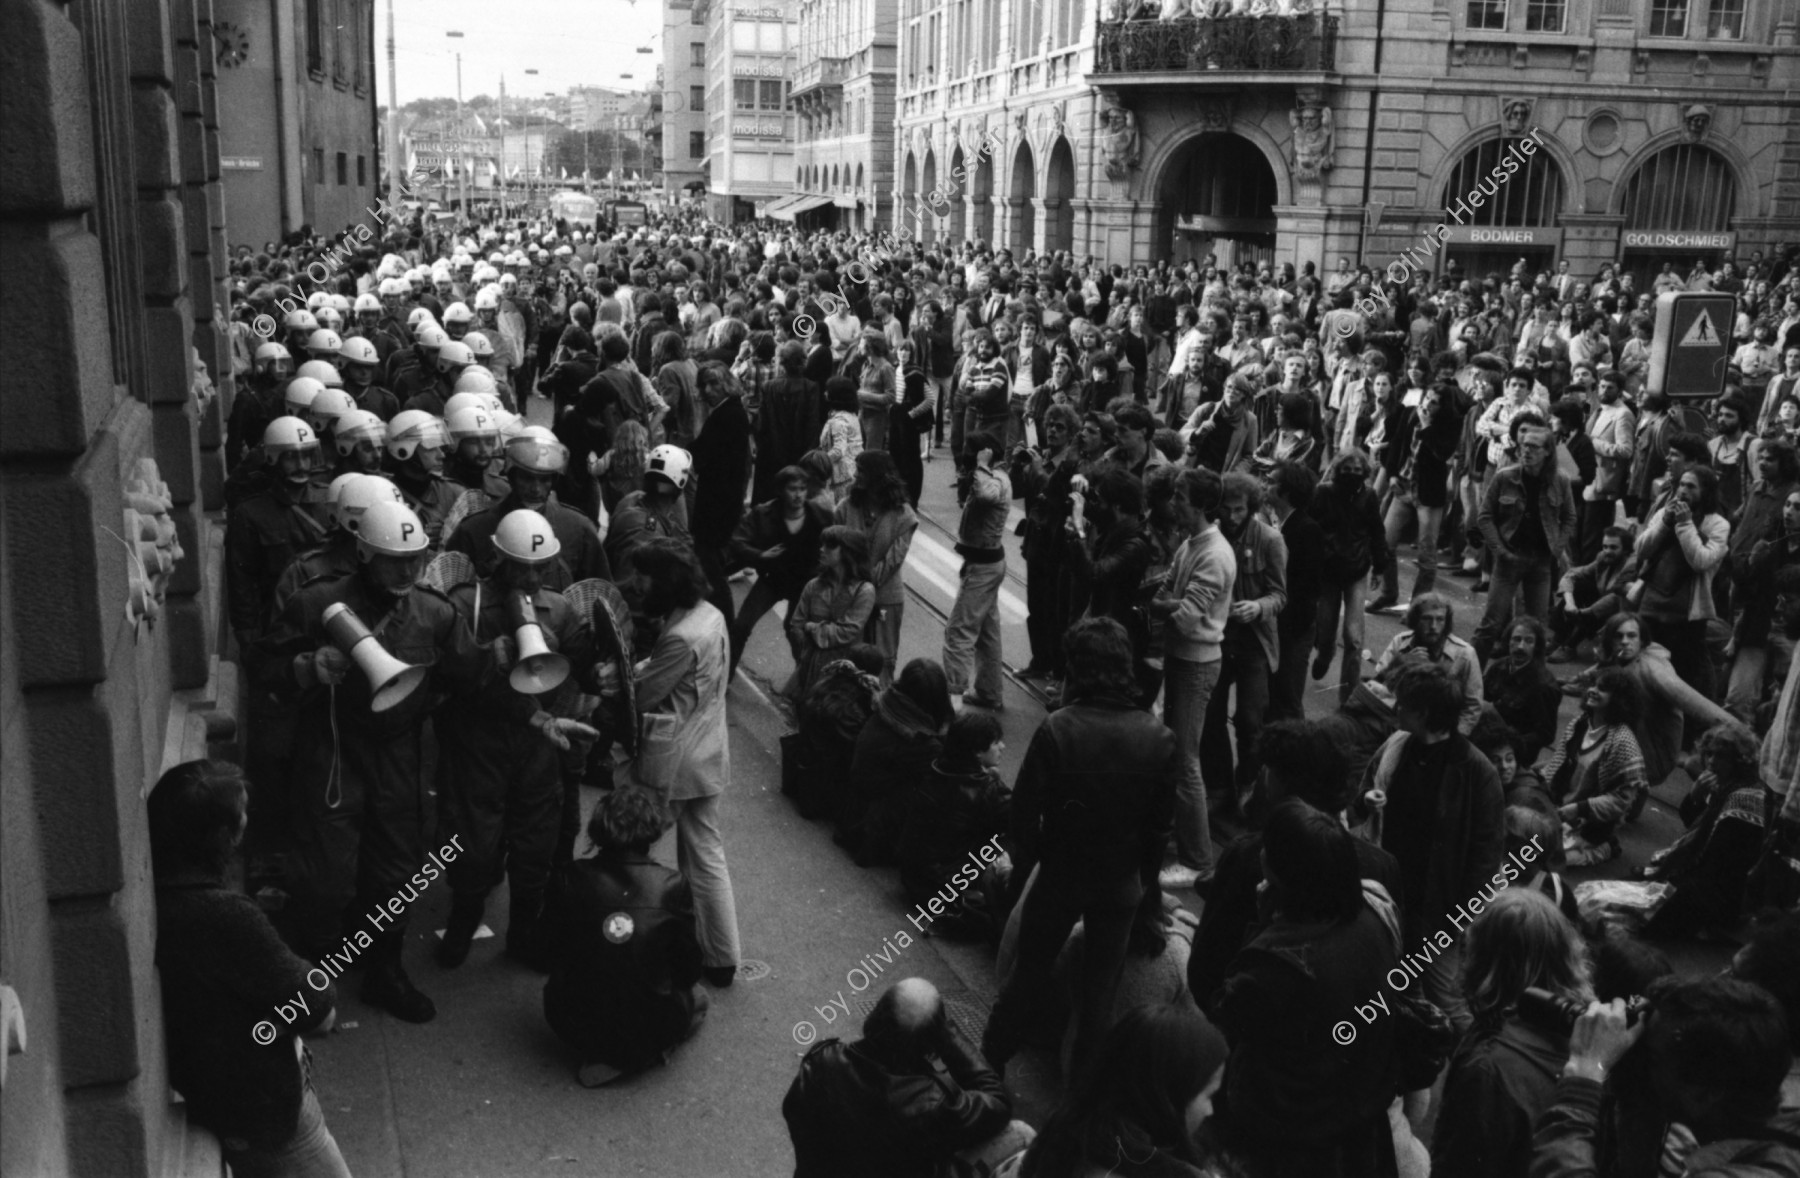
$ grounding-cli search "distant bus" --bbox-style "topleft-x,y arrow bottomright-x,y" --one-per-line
548,190 -> 598,227
607,199 -> 649,227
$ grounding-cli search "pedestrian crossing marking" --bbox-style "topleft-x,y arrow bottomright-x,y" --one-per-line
1677,310 -> 1721,348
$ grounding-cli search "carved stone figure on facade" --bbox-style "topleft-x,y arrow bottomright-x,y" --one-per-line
1502,97 -> 1534,136
1684,103 -> 1712,142
1290,97 -> 1334,180
1102,102 -> 1141,181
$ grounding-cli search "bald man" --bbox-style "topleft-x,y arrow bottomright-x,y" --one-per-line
782,978 -> 1033,1177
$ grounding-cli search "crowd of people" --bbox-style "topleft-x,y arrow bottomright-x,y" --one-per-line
146,199 -> 1800,1176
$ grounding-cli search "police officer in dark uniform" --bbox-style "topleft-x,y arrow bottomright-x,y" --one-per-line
227,341 -> 295,470
272,473 -> 402,615
389,324 -> 445,409
436,509 -> 603,971
339,336 -> 401,422
382,409 -> 462,548
445,428 -> 611,590
254,500 -> 501,1023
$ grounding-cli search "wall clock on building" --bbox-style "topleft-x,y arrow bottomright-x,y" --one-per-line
213,22 -> 251,69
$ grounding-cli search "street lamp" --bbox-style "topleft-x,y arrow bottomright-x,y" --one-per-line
446,31 -> 467,217
523,69 -> 539,213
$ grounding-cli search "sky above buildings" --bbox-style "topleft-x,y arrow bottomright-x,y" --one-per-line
380,0 -> 667,105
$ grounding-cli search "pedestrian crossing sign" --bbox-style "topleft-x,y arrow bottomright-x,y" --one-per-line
1648,291 -> 1733,399
1676,308 -> 1721,348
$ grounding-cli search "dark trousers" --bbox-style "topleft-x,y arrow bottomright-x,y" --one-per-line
1269,615 -> 1316,721
1201,629 -> 1271,793
981,868 -> 1141,1082
1645,614 -> 1716,705
696,539 -> 737,634
1577,497 -> 1618,564
729,575 -> 801,670
1024,550 -> 1083,675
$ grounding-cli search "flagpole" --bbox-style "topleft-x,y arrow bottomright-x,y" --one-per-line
386,0 -> 401,212
498,74 -> 507,219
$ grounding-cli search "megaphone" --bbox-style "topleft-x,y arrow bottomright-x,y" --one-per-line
508,589 -> 570,695
322,602 -> 428,712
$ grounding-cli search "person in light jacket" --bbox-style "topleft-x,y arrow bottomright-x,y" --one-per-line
1200,471 -> 1286,817
835,451 -> 918,687
1629,464 -> 1731,702
624,538 -> 741,988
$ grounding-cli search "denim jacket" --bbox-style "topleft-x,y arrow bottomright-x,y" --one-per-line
1477,463 -> 1576,563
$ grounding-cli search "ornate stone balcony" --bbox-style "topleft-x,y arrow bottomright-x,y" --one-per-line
1094,13 -> 1338,76
790,55 -> 849,98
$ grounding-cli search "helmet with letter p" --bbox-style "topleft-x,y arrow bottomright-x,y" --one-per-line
262,416 -> 319,488
385,408 -> 447,473
503,427 -> 567,511
354,499 -> 431,598
494,509 -> 562,564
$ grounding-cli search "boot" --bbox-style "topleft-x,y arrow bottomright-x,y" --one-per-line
505,891 -> 555,974
435,893 -> 486,969
1367,553 -> 1400,612
362,934 -> 437,1023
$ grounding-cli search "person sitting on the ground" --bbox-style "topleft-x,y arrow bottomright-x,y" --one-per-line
1589,932 -> 1674,1005
1015,1001 -> 1228,1178
1550,525 -> 1636,662
150,759 -> 352,1176
1431,889 -> 1594,1178
896,710 -> 1013,941
788,644 -> 885,820
1533,977 -> 1800,1178
1559,612 -> 1734,788
542,786 -> 708,1088
1049,895 -> 1200,1084
1727,911 -> 1800,1110
1473,716 -> 1552,812
1543,666 -> 1651,868
1647,721 -> 1775,939
783,977 -> 1035,1178
842,657 -> 954,866
1368,591 -> 1486,735
1482,615 -> 1563,766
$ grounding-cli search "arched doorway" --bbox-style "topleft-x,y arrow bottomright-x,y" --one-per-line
947,147 -> 967,248
1615,143 -> 1739,285
971,154 -> 994,248
1010,145 -> 1036,257
1155,133 -> 1277,270
921,150 -> 939,245
1045,138 -> 1075,257
1437,137 -> 1567,280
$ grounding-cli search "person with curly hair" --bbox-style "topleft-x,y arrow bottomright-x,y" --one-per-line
1542,665 -> 1651,867
1647,722 -> 1775,937
1482,615 -> 1563,766
835,451 -> 919,687
786,525 -> 877,700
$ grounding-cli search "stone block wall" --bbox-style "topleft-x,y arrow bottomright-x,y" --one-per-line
1,0 -> 234,1174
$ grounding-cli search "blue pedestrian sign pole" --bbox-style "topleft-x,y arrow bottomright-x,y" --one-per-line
1647,292 -> 1734,400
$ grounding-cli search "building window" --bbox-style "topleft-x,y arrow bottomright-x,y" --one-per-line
1618,143 -> 1736,230
759,79 -> 784,109
1524,0 -> 1563,31
1466,0 -> 1506,29
692,42 -> 706,66
691,4 -> 704,23
1706,0 -> 1745,38
1649,0 -> 1687,36
332,0 -> 347,84
306,0 -> 324,72
349,0 -> 366,91
337,151 -> 348,185
690,85 -> 705,112
734,79 -> 757,110
1442,137 -> 1566,225
690,131 -> 705,158
313,146 -> 325,182
357,154 -> 366,185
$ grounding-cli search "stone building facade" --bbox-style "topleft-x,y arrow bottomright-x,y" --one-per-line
661,0 -> 712,199
769,0 -> 900,230
3,0 -> 240,1174
212,0 -> 382,247
892,0 -> 1800,284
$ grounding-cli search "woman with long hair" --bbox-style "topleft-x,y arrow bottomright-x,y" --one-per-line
1543,665 -> 1651,866
785,525 -> 877,699
1017,1002 -> 1229,1178
1629,463 -> 1729,700
835,450 -> 919,686
1647,721 -> 1775,937
890,338 -> 931,504
856,331 -> 898,452
844,657 -> 956,866
1212,799 -> 1400,1177
652,329 -> 703,448
1561,611 -> 1734,787
1431,889 -> 1593,1178
597,418 -> 650,513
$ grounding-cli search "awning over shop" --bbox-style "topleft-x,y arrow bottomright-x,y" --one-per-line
832,194 -> 858,209
768,193 -> 834,222
762,193 -> 807,219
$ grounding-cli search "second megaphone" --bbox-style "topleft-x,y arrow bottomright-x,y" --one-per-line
322,602 -> 429,712
508,589 -> 570,694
